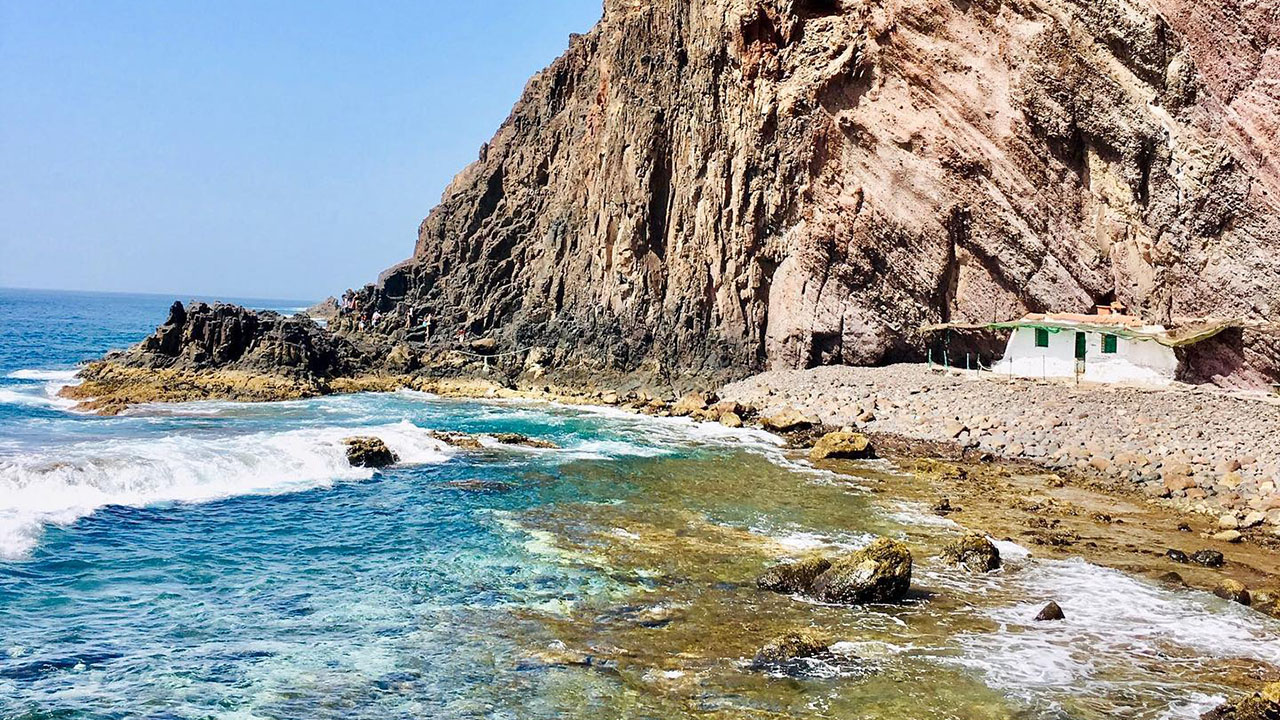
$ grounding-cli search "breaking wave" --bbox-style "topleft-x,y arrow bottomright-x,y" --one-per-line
0,421 -> 452,560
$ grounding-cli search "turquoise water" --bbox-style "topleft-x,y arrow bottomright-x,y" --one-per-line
1,288 -> 1278,719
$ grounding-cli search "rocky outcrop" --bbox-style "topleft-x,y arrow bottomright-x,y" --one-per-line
343,437 -> 398,468
756,555 -> 833,593
1200,682 -> 1280,720
341,0 -> 1280,388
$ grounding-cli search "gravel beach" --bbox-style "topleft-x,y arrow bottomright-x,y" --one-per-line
720,365 -> 1280,533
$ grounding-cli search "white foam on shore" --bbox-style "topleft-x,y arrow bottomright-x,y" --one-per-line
0,421 -> 452,560
1,368 -> 81,412
6,369 -> 78,382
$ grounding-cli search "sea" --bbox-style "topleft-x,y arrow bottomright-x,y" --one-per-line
0,287 -> 1277,719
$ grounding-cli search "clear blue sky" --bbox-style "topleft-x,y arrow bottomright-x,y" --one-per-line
0,1 -> 601,301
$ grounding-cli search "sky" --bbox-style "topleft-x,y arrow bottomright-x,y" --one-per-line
0,1 -> 602,302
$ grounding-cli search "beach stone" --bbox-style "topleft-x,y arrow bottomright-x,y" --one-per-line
763,407 -> 815,433
671,392 -> 711,417
1219,514 -> 1241,530
811,538 -> 912,605
1157,571 -> 1186,586
1191,549 -> 1225,567
600,391 -> 620,405
940,533 -> 1001,572
1034,601 -> 1065,621
809,432 -> 874,461
1200,682 -> 1280,720
1213,530 -> 1244,543
342,437 -> 398,468
1251,589 -> 1280,619
1241,511 -> 1266,529
1165,549 -> 1189,563
1214,579 -> 1251,605
751,630 -> 831,670
756,555 -> 832,595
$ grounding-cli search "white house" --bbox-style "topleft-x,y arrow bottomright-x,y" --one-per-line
989,308 -> 1179,386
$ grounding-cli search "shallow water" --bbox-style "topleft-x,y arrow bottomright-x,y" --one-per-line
1,289 -> 1277,719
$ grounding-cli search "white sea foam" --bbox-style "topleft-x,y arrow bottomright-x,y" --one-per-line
0,421 -> 452,559
6,368 -> 78,382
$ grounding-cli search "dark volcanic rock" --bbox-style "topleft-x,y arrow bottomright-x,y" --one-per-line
1034,601 -> 1066,621
1191,549 -> 1226,567
343,437 -> 398,468
132,301 -> 363,379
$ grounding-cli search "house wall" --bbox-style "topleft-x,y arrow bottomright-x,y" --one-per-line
992,327 -> 1178,386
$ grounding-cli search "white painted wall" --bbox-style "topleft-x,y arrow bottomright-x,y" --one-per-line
991,326 -> 1178,386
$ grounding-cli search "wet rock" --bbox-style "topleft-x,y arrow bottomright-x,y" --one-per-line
490,432 -> 558,449
1191,549 -> 1225,567
1214,579 -> 1252,606
811,538 -> 913,605
941,533 -> 1001,572
809,431 -> 874,461
719,412 -> 743,428
932,497 -> 958,516
762,407 -> 815,433
751,630 -> 832,670
756,555 -> 832,595
429,431 -> 485,450
1251,589 -> 1280,619
1157,571 -> 1186,586
343,437 -> 398,468
1034,601 -> 1065,621
1200,682 -> 1280,720
1166,549 -> 1189,563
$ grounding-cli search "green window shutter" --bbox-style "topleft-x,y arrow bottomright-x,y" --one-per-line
1035,328 -> 1049,347
1102,334 -> 1117,353
1075,332 -> 1087,360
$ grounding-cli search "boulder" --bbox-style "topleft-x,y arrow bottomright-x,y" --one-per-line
1191,549 -> 1225,567
1200,682 -> 1280,720
810,538 -> 912,605
809,431 -> 874,461
763,407 -> 816,433
671,391 -> 712,417
719,412 -> 744,428
342,437 -> 398,468
1214,530 -> 1244,543
1251,589 -> 1280,619
1157,571 -> 1186,586
384,343 -> 417,373
469,337 -> 498,354
750,630 -> 832,670
756,555 -> 832,594
941,533 -> 1002,572
1166,549 -> 1189,563
1214,579 -> 1252,605
1034,600 -> 1065,621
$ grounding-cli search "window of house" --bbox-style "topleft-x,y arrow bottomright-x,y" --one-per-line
1103,334 -> 1118,353
1034,328 -> 1049,347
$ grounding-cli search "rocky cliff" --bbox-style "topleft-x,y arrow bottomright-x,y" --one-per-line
358,0 -> 1279,385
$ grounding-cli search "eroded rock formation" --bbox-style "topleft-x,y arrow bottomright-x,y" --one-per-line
344,0 -> 1279,386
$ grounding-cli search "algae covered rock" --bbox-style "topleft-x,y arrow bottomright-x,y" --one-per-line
756,555 -> 832,594
490,432 -> 558,449
941,533 -> 1002,572
342,437 -> 398,468
1214,579 -> 1252,606
1200,682 -> 1280,720
811,538 -> 912,605
809,431 -> 874,461
751,630 -> 832,670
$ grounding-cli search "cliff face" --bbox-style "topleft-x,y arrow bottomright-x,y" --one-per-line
374,0 -> 1280,382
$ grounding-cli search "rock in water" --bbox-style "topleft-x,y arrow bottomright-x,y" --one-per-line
751,630 -> 832,670
1200,682 -> 1280,720
809,431 -> 874,461
1214,579 -> 1252,606
490,433 -> 558,449
763,408 -> 815,433
756,555 -> 832,594
343,437 -> 398,468
941,533 -> 1002,572
1034,601 -> 1065,621
811,538 -> 912,605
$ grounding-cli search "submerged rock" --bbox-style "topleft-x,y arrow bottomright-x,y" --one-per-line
490,432 -> 558,449
1214,579 -> 1252,606
1034,601 -> 1065,621
1200,682 -> 1280,720
756,555 -> 832,594
941,533 -> 1002,572
809,431 -> 874,461
751,630 -> 832,670
444,480 -> 514,493
430,431 -> 485,450
343,437 -> 398,468
811,538 -> 913,605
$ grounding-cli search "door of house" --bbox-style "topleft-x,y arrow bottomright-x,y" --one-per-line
1075,332 -> 1087,361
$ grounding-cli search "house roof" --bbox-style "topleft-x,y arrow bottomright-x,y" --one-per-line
922,315 -> 1280,347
